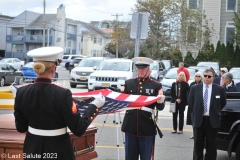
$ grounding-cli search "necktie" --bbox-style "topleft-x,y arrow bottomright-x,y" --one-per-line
203,85 -> 208,114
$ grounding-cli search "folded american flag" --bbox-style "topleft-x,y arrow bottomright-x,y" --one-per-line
72,89 -> 162,115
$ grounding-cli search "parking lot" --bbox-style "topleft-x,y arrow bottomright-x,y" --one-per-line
0,66 -> 237,159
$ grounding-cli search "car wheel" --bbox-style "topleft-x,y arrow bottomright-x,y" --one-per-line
236,142 -> 240,160
0,77 -> 5,87
70,83 -> 77,88
65,63 -> 69,70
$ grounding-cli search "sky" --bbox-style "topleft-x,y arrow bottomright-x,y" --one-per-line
0,0 -> 137,23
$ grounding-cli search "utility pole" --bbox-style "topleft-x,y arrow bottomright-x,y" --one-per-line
112,13 -> 122,58
42,0 -> 46,47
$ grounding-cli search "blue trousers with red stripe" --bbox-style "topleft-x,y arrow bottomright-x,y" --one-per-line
125,134 -> 154,160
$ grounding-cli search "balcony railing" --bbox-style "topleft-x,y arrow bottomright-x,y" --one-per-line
5,51 -> 25,59
6,35 -> 52,43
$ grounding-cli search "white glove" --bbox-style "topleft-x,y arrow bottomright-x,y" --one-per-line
157,95 -> 165,103
90,93 -> 105,108
10,85 -> 17,98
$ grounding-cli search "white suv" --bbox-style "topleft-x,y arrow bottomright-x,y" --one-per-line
88,58 -> 134,91
69,57 -> 106,88
60,55 -> 85,70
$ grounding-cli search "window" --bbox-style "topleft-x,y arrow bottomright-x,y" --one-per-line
226,27 -> 235,44
226,0 -> 237,11
17,29 -> 23,35
98,38 -> 102,44
188,0 -> 197,9
225,21 -> 235,44
103,24 -> 109,29
68,41 -> 71,47
92,50 -> 97,57
93,37 -> 97,43
187,23 -> 197,43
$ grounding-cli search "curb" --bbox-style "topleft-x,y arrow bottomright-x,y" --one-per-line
0,90 -> 11,93
0,104 -> 14,109
0,93 -> 14,99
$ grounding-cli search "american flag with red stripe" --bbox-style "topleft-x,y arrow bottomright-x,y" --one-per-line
72,89 -> 162,115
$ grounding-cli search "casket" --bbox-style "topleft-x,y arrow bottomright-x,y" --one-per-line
0,114 -> 98,160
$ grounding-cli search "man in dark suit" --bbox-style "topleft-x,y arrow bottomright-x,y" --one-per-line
188,69 -> 226,160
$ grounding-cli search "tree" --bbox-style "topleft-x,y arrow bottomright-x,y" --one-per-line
184,51 -> 196,67
224,42 -> 235,68
133,0 -> 215,60
105,42 -> 116,55
214,41 -> 222,62
235,45 -> 240,67
201,41 -> 215,61
171,49 -> 183,67
179,1 -> 215,52
110,20 -> 133,58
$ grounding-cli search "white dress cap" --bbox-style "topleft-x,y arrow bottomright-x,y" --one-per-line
27,46 -> 63,62
132,57 -> 154,65
220,67 -> 228,73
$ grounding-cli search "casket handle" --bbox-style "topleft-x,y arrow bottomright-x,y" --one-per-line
87,142 -> 94,150
74,146 -> 78,156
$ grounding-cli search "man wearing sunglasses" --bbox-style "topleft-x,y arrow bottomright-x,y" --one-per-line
188,69 -> 226,160
121,57 -> 165,160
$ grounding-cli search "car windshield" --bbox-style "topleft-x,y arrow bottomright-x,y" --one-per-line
24,62 -> 34,68
197,62 -> 218,70
229,69 -> 240,79
162,61 -> 170,69
150,63 -> 158,70
98,61 -> 130,71
164,68 -> 195,80
189,67 -> 206,74
0,59 -> 12,63
77,59 -> 103,67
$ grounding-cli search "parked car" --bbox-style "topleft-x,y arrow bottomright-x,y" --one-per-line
0,64 -> 24,87
60,55 -> 86,70
88,58 -> 133,91
150,60 -> 166,81
69,57 -> 84,73
161,67 -> 196,100
216,92 -> 240,159
161,60 -> 174,70
188,66 -> 218,77
229,67 -> 240,84
197,61 -> 220,76
0,58 -> 24,70
70,57 -> 106,88
20,62 -> 58,82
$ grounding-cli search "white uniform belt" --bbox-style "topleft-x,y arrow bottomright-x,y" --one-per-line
140,107 -> 153,113
28,126 -> 67,136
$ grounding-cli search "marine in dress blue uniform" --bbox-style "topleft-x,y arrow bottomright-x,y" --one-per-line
121,57 -> 165,160
14,47 -> 105,160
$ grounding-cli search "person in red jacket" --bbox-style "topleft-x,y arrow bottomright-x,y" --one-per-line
177,62 -> 190,82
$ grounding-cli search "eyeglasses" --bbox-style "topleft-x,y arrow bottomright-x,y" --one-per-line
204,75 -> 213,78
195,75 -> 201,77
